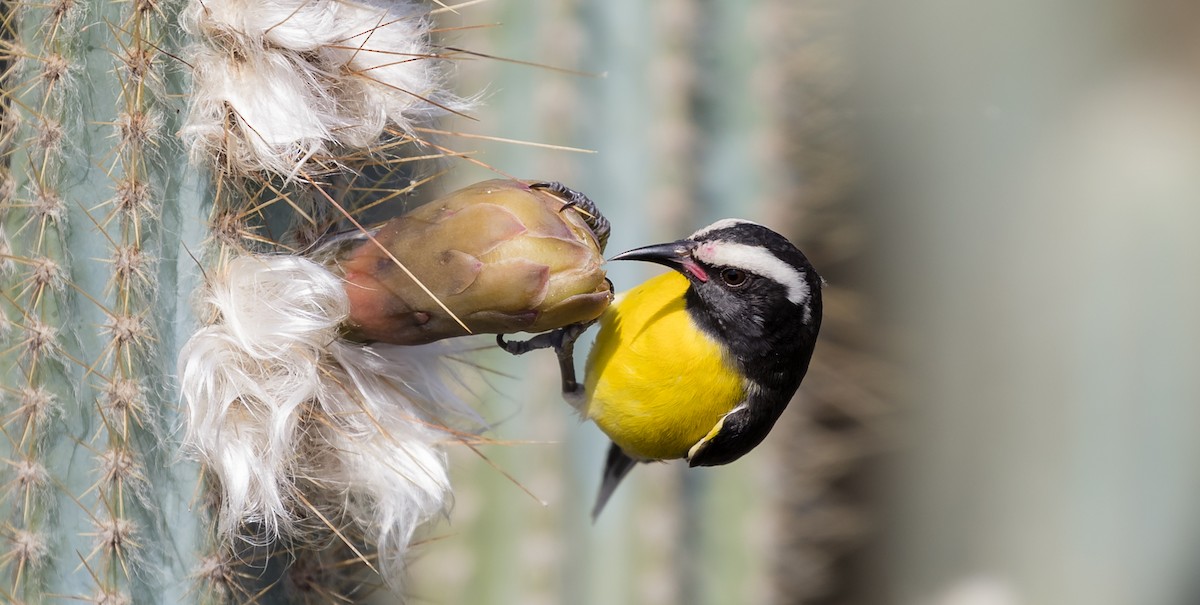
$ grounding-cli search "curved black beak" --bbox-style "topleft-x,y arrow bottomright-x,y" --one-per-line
609,239 -> 709,282
609,240 -> 691,264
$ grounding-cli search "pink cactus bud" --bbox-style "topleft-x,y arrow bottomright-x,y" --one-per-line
331,179 -> 611,345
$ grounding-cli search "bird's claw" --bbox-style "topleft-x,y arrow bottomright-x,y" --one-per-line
496,332 -> 546,356
530,181 -> 610,252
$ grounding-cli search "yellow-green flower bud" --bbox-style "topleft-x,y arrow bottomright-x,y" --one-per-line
333,179 -> 612,345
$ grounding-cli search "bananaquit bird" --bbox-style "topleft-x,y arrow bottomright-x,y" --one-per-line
501,219 -> 823,518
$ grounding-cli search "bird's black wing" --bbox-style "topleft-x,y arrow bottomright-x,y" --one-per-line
592,442 -> 638,520
687,401 -> 783,468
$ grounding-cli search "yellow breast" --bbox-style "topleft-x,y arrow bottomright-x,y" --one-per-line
584,271 -> 745,460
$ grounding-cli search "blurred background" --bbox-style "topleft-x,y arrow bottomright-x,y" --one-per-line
406,0 -> 1200,603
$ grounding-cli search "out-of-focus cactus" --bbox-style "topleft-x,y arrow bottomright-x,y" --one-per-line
331,179 -> 612,345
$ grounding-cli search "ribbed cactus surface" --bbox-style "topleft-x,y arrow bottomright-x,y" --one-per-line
0,0 -> 209,602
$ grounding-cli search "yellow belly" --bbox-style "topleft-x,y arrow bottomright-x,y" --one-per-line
584,271 -> 745,460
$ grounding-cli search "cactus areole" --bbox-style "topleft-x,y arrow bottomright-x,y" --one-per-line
334,179 -> 613,345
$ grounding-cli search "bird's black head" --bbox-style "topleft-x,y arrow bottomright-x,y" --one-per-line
610,219 -> 823,387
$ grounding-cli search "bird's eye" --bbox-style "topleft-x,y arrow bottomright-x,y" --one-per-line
720,268 -> 748,287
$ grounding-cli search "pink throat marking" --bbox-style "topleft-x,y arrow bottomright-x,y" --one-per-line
681,258 -> 708,282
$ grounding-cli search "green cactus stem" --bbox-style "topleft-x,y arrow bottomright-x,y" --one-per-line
0,0 -> 209,602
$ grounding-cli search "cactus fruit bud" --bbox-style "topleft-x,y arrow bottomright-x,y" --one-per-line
331,179 -> 612,345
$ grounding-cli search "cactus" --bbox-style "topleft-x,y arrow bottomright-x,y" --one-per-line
0,0 -> 519,601
0,0 -> 208,602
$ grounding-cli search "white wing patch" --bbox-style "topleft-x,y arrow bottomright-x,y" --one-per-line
694,240 -> 811,307
685,402 -> 749,461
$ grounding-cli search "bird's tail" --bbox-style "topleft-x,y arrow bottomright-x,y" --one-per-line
592,442 -> 638,520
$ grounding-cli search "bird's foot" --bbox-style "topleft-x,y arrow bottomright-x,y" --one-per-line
497,320 -> 594,398
496,331 -> 556,356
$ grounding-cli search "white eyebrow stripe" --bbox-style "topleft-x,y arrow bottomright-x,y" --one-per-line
689,218 -> 760,239
694,240 -> 811,306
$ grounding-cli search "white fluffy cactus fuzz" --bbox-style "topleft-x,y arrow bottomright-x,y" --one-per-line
178,255 -> 480,576
183,0 -> 465,176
